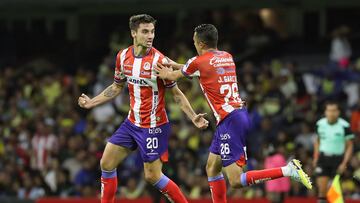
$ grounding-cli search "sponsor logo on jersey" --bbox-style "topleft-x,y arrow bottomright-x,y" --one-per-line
143,62 -> 151,70
127,77 -> 149,86
210,56 -> 234,67
216,68 -> 225,75
141,71 -> 151,76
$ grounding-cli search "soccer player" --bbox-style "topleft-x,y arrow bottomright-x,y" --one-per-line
313,101 -> 354,203
78,14 -> 208,203
155,24 -> 312,203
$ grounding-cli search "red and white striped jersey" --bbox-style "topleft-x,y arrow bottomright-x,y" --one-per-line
114,46 -> 176,128
181,50 -> 242,124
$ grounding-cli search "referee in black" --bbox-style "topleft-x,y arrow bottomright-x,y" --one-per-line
313,101 -> 354,203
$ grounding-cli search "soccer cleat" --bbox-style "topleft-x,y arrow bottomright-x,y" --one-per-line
288,159 -> 313,189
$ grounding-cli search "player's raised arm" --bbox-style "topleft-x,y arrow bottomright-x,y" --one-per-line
155,62 -> 184,81
170,84 -> 209,129
78,82 -> 125,109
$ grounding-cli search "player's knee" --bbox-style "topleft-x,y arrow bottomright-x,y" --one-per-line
144,169 -> 161,184
228,178 -> 242,189
100,158 -> 116,171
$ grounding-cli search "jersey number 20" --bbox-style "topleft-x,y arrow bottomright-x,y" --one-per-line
146,137 -> 158,149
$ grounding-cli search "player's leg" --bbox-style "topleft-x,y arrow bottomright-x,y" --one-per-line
222,109 -> 312,189
100,142 -> 131,203
224,154 -> 312,189
135,123 -> 187,203
101,119 -> 136,203
316,176 -> 329,203
206,153 -> 226,202
144,159 -> 188,203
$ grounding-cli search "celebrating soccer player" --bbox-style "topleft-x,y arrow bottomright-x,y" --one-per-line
78,14 -> 208,203
155,24 -> 312,203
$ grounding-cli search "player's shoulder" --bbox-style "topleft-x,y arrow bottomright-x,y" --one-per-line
185,56 -> 199,65
116,46 -> 132,58
338,118 -> 350,127
151,47 -> 165,57
150,47 -> 169,64
316,118 -> 327,126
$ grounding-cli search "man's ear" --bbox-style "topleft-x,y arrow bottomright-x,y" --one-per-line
131,30 -> 136,38
199,41 -> 206,49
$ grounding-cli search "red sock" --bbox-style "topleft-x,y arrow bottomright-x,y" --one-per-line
209,179 -> 227,203
241,168 -> 283,186
101,177 -> 117,203
160,179 -> 188,203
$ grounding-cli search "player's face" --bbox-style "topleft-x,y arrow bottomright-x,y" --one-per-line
132,23 -> 155,48
325,104 -> 340,123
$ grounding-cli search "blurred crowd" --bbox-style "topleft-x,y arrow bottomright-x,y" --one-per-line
0,10 -> 360,203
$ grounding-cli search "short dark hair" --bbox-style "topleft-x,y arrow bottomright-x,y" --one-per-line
129,14 -> 156,31
325,101 -> 340,110
194,24 -> 218,48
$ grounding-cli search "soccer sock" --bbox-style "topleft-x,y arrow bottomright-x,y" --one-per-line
153,174 -> 188,203
240,168 -> 284,186
101,169 -> 118,203
208,174 -> 227,203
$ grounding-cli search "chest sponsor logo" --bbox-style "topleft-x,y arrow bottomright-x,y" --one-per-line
141,71 -> 151,76
127,77 -> 150,86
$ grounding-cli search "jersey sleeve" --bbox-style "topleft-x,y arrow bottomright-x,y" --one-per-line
344,126 -> 355,140
114,50 -> 127,83
181,57 -> 200,79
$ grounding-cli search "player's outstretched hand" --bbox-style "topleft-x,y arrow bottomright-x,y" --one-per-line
163,59 -> 182,70
78,93 -> 93,109
155,62 -> 171,80
192,113 -> 209,129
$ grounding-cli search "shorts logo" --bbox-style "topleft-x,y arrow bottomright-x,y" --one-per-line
143,62 -> 151,70
149,128 -> 162,134
220,133 -> 231,140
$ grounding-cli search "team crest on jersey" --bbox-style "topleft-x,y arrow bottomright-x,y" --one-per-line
143,62 -> 151,70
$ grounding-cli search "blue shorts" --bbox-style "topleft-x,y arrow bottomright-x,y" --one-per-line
209,109 -> 250,167
108,119 -> 171,163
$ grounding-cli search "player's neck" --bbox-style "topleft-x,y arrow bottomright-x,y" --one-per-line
133,45 -> 150,57
200,48 -> 217,55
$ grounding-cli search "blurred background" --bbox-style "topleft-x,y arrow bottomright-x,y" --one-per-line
0,0 -> 360,203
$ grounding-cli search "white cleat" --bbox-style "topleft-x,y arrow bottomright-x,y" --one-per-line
288,159 -> 313,189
